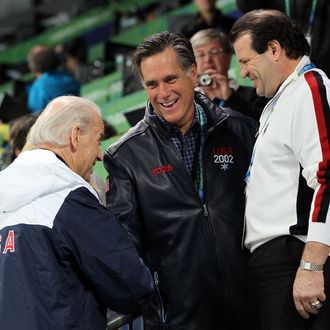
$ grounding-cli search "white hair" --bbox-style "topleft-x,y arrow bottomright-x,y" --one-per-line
28,95 -> 101,147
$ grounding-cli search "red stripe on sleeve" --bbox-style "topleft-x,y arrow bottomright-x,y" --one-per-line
305,71 -> 330,222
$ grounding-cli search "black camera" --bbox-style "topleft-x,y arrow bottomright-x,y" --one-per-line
198,74 -> 212,86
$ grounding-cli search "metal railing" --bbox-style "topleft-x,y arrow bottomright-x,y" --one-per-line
107,310 -> 142,330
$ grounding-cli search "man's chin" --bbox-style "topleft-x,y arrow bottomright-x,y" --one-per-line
255,88 -> 265,97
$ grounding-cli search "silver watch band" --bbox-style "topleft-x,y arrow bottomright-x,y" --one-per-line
300,259 -> 324,271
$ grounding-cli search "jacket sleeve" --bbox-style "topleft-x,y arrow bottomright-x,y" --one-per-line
55,187 -> 154,315
292,71 -> 330,246
103,151 -> 144,255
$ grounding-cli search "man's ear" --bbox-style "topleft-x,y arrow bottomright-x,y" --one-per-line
69,126 -> 80,151
268,40 -> 281,58
191,64 -> 198,84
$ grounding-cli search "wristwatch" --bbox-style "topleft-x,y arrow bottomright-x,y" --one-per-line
300,259 -> 324,271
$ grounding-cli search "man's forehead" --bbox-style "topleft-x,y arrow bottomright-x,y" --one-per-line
89,112 -> 104,130
96,118 -> 105,131
234,32 -> 253,46
195,40 -> 221,49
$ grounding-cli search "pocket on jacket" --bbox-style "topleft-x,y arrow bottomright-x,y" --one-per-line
143,271 -> 168,325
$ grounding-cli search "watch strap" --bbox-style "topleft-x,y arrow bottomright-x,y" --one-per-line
300,259 -> 324,271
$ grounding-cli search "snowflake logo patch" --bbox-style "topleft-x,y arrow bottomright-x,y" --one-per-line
213,146 -> 234,171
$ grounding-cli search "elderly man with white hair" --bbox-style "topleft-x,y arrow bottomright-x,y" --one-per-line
0,95 -> 154,330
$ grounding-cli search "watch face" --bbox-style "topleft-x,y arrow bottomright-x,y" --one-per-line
300,260 -> 323,271
304,262 -> 312,270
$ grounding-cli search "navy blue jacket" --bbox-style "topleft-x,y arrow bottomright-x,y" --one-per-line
0,149 -> 154,330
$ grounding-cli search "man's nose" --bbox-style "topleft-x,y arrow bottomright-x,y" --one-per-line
97,146 -> 103,161
158,83 -> 171,98
240,66 -> 249,79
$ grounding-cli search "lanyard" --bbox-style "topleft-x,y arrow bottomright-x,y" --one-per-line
298,62 -> 315,75
245,62 -> 315,183
195,106 -> 206,203
257,62 -> 315,137
284,0 -> 318,36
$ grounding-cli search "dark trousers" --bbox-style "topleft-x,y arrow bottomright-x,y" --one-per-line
249,235 -> 330,330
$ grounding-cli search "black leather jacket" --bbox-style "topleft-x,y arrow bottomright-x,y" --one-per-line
104,93 -> 257,329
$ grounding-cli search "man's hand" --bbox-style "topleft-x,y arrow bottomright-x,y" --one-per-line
199,69 -> 232,101
293,267 -> 325,318
293,241 -> 330,319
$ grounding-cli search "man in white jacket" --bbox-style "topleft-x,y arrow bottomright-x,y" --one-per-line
231,9 -> 330,330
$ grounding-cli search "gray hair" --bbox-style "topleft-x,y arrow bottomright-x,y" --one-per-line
28,95 -> 101,147
132,31 -> 196,82
190,29 -> 233,54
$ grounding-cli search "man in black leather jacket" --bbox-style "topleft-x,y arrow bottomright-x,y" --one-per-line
104,31 -> 257,330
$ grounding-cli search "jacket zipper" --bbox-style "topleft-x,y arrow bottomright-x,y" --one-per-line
241,215 -> 247,249
203,204 -> 208,217
164,111 -> 229,260
201,117 -> 229,262
241,187 -> 248,249
153,271 -> 166,323
202,202 -> 217,264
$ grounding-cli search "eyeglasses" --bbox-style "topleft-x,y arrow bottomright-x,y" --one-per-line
195,48 -> 226,60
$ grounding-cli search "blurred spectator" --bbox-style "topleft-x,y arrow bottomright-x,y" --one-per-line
62,37 -> 96,84
27,45 -> 81,112
62,38 -> 87,74
112,2 -> 172,35
191,28 -> 267,119
8,113 -> 39,160
180,0 -> 236,39
236,0 -> 330,77
0,121 -> 10,170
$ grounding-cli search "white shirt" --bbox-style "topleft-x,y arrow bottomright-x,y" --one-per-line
245,56 -> 330,252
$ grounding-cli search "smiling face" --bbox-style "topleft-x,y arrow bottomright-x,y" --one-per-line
233,33 -> 278,98
140,47 -> 197,134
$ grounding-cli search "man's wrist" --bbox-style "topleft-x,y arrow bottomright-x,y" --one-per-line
300,259 -> 324,271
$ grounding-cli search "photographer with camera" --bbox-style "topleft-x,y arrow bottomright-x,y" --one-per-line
191,28 -> 267,120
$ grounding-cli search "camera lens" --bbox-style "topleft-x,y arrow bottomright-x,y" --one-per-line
198,74 -> 212,86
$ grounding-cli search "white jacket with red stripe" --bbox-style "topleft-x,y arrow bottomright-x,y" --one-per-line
245,56 -> 330,253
